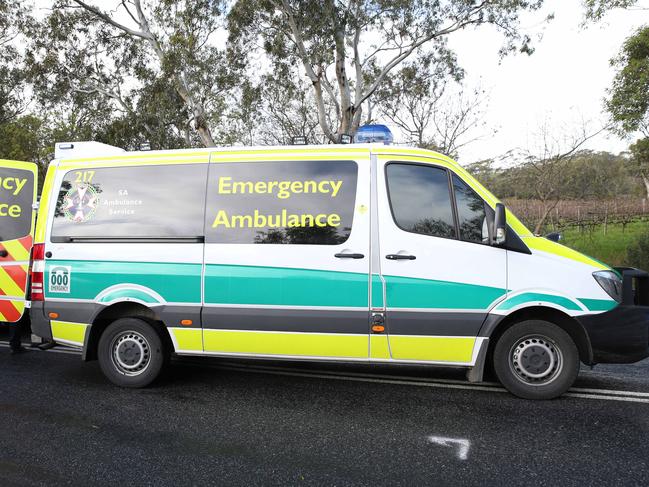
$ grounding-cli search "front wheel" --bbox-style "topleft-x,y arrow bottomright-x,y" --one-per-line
98,318 -> 167,388
493,320 -> 579,400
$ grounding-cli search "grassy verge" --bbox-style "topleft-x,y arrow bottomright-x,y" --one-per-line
558,220 -> 649,267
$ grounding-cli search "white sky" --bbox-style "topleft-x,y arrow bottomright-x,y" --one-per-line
440,0 -> 649,164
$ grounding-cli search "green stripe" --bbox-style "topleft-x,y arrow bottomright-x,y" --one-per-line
384,275 -> 506,310
204,264 -> 368,307
371,274 -> 384,308
578,298 -> 618,312
45,260 -> 201,303
497,292 -> 581,311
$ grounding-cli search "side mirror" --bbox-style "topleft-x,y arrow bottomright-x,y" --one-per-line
545,232 -> 562,243
493,203 -> 507,246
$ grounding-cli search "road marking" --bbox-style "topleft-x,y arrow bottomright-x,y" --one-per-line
3,340 -> 649,403
563,392 -> 649,404
427,436 -> 471,460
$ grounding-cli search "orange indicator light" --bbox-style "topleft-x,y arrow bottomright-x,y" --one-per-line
180,319 -> 193,326
48,312 -> 59,319
372,325 -> 385,333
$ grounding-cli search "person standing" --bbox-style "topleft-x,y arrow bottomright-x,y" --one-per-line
8,316 -> 26,353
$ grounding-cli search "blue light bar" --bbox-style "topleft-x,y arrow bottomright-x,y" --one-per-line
354,124 -> 394,144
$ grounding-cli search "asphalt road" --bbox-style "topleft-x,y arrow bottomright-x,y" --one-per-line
1,330 -> 648,486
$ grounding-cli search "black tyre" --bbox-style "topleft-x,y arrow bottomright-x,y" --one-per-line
97,318 -> 167,388
493,320 -> 579,400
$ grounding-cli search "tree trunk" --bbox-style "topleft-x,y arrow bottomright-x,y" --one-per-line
534,203 -> 555,235
642,172 -> 649,200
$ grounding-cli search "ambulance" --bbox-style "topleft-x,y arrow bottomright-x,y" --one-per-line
1,137 -> 648,399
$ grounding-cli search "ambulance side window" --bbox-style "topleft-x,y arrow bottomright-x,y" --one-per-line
51,164 -> 207,240
452,175 -> 490,244
204,160 -> 358,245
386,163 -> 456,239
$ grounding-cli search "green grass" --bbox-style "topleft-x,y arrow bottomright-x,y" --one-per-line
558,220 -> 649,267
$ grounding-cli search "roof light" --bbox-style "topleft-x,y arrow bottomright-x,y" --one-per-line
339,134 -> 353,144
140,142 -> 151,151
291,136 -> 307,145
355,124 -> 393,144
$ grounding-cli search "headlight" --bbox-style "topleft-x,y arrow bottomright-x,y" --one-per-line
593,270 -> 622,303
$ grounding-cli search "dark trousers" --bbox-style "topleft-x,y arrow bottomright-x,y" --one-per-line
9,323 -> 22,350
9,315 -> 29,350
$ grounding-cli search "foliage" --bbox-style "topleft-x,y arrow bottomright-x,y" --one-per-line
629,137 -> 649,198
0,0 -> 32,124
229,0 -> 546,142
561,220 -> 649,267
626,226 -> 649,270
27,0 -> 240,148
373,52 -> 493,158
583,0 -> 642,21
607,26 -> 649,136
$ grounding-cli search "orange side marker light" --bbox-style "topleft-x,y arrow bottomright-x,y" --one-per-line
48,312 -> 59,319
180,319 -> 193,326
372,325 -> 385,333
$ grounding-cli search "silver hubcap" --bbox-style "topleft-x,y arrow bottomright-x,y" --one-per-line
509,335 -> 563,385
110,331 -> 151,376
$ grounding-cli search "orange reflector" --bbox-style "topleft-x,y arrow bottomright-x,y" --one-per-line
372,325 -> 385,333
48,312 -> 59,319
180,319 -> 193,326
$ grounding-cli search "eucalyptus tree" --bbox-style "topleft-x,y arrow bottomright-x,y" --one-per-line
0,0 -> 32,124
374,51 -> 492,158
29,0 -> 240,148
229,0 -> 546,143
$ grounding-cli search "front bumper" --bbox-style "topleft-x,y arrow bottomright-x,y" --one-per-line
577,305 -> 649,364
577,267 -> 649,364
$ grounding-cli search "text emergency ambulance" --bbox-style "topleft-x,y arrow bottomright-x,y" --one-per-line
1,137 -> 648,399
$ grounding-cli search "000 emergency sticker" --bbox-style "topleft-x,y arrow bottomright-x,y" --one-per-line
49,266 -> 72,293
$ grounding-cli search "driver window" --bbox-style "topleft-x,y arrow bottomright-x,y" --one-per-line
452,174 -> 490,244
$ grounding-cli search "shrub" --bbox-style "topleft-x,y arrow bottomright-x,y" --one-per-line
626,229 -> 649,271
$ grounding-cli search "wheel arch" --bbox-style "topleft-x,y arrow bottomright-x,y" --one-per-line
481,306 -> 594,366
83,302 -> 174,361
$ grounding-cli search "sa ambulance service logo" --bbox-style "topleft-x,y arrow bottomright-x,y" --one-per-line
49,266 -> 71,294
63,184 -> 99,223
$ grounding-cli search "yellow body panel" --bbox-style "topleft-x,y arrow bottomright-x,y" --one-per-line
35,163 -> 57,244
389,336 -> 476,363
523,236 -> 609,270
51,320 -> 89,347
170,328 -> 203,352
203,330 -> 369,359
369,335 -> 391,359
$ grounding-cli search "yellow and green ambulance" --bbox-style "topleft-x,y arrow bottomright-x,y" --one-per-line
3,139 -> 648,399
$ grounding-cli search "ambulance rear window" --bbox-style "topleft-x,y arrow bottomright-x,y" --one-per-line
51,164 -> 207,241
0,167 -> 34,242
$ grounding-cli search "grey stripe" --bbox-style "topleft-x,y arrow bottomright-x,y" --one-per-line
42,300 -> 202,330
387,311 -> 486,337
202,306 -> 369,334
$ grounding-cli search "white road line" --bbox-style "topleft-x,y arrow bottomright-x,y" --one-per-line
192,362 -> 649,403
4,340 -> 649,403
564,392 -> 649,404
427,436 -> 471,460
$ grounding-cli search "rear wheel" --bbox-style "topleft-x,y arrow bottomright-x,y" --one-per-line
98,318 -> 167,388
493,320 -> 579,400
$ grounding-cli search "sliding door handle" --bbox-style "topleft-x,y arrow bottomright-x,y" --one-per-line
335,253 -> 365,259
386,254 -> 416,260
